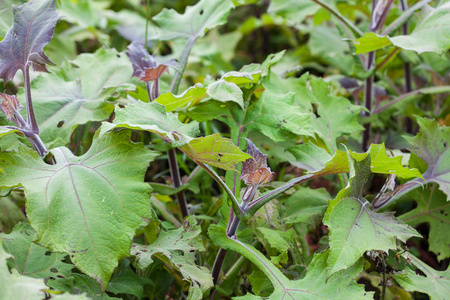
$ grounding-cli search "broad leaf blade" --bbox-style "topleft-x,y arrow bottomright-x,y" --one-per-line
0,129 -> 159,289
151,0 -> 234,41
156,83 -> 207,112
209,224 -> 373,299
0,0 -> 58,82
353,32 -> 392,54
131,216 -> 213,297
389,1 -> 450,54
100,101 -> 199,147
181,133 -> 251,171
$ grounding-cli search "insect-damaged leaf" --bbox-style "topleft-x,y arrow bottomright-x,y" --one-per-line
126,41 -> 177,82
0,129 -> 159,289
0,0 -> 58,82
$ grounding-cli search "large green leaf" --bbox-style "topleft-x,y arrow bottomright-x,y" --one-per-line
389,1 -> 450,54
209,224 -> 373,299
244,89 -> 313,143
1,222 -> 73,279
399,187 -> 450,262
0,238 -> 47,300
100,101 -> 199,147
181,133 -> 251,171
323,153 -> 421,276
131,216 -> 213,299
0,129 -> 159,289
17,48 -> 133,148
151,0 -> 234,41
393,253 -> 450,300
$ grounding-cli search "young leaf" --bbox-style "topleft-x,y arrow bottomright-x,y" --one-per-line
399,187 -> 450,262
100,101 -> 199,147
126,41 -> 177,82
353,32 -> 392,54
156,83 -> 207,112
131,217 -> 213,298
369,144 -> 422,179
0,0 -> 58,82
1,222 -> 73,279
106,259 -> 143,299
16,48 -> 133,148
392,253 -> 450,300
0,129 -> 159,289
151,0 -> 234,41
323,153 -> 421,276
206,79 -> 244,109
209,224 -> 373,299
389,1 -> 450,55
180,134 -> 251,171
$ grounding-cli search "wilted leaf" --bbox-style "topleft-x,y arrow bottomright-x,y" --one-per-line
0,129 -> 159,289
0,0 -> 58,82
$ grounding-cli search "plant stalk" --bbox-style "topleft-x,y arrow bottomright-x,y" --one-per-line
23,66 -> 39,134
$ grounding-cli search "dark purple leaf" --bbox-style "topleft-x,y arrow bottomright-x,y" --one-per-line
126,41 -> 177,82
0,0 -> 59,82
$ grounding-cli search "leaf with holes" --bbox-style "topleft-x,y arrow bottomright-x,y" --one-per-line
100,101 -> 199,147
0,129 -> 159,290
180,133 -> 251,171
131,216 -> 213,299
399,187 -> 450,261
209,224 -> 373,299
0,222 -> 73,279
392,253 -> 450,300
323,152 -> 421,276
16,48 -> 133,148
0,0 -> 58,82
151,0 -> 234,41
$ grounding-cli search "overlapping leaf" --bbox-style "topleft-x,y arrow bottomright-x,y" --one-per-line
0,129 -> 159,289
151,0 -> 234,41
209,224 -> 373,299
393,253 -> 450,300
100,101 -> 199,147
323,153 -> 421,276
181,133 -> 251,171
1,222 -> 73,279
131,217 -> 213,299
16,48 -> 133,148
0,0 -> 58,82
399,187 -> 450,261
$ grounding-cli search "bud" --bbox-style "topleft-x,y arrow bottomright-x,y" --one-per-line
0,93 -> 26,127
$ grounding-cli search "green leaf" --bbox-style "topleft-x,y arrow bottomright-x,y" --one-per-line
389,1 -> 450,54
0,238 -> 47,300
244,89 -> 313,143
406,117 -> 450,199
156,83 -> 207,112
56,0 -> 101,28
209,224 -> 373,299
1,222 -> 73,279
206,79 -> 244,109
222,71 -> 261,87
151,0 -> 234,41
100,101 -> 199,147
399,187 -> 450,262
131,216 -> 213,297
268,0 -> 320,25
181,133 -> 251,171
369,144 -> 422,179
282,187 -> 330,226
17,48 -> 133,148
0,197 -> 25,233
353,32 -> 392,54
0,129 -> 159,289
107,259 -> 143,299
392,253 -> 450,300
288,143 -> 332,172
323,153 -> 421,276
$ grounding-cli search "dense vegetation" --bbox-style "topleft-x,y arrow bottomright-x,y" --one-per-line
0,0 -> 449,299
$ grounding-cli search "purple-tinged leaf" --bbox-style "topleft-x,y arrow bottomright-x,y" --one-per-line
0,93 -> 23,125
0,0 -> 58,82
126,41 -> 176,82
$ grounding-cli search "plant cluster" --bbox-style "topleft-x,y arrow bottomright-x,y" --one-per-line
0,0 -> 449,299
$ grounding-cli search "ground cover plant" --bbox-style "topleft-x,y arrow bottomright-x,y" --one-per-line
0,0 -> 449,299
